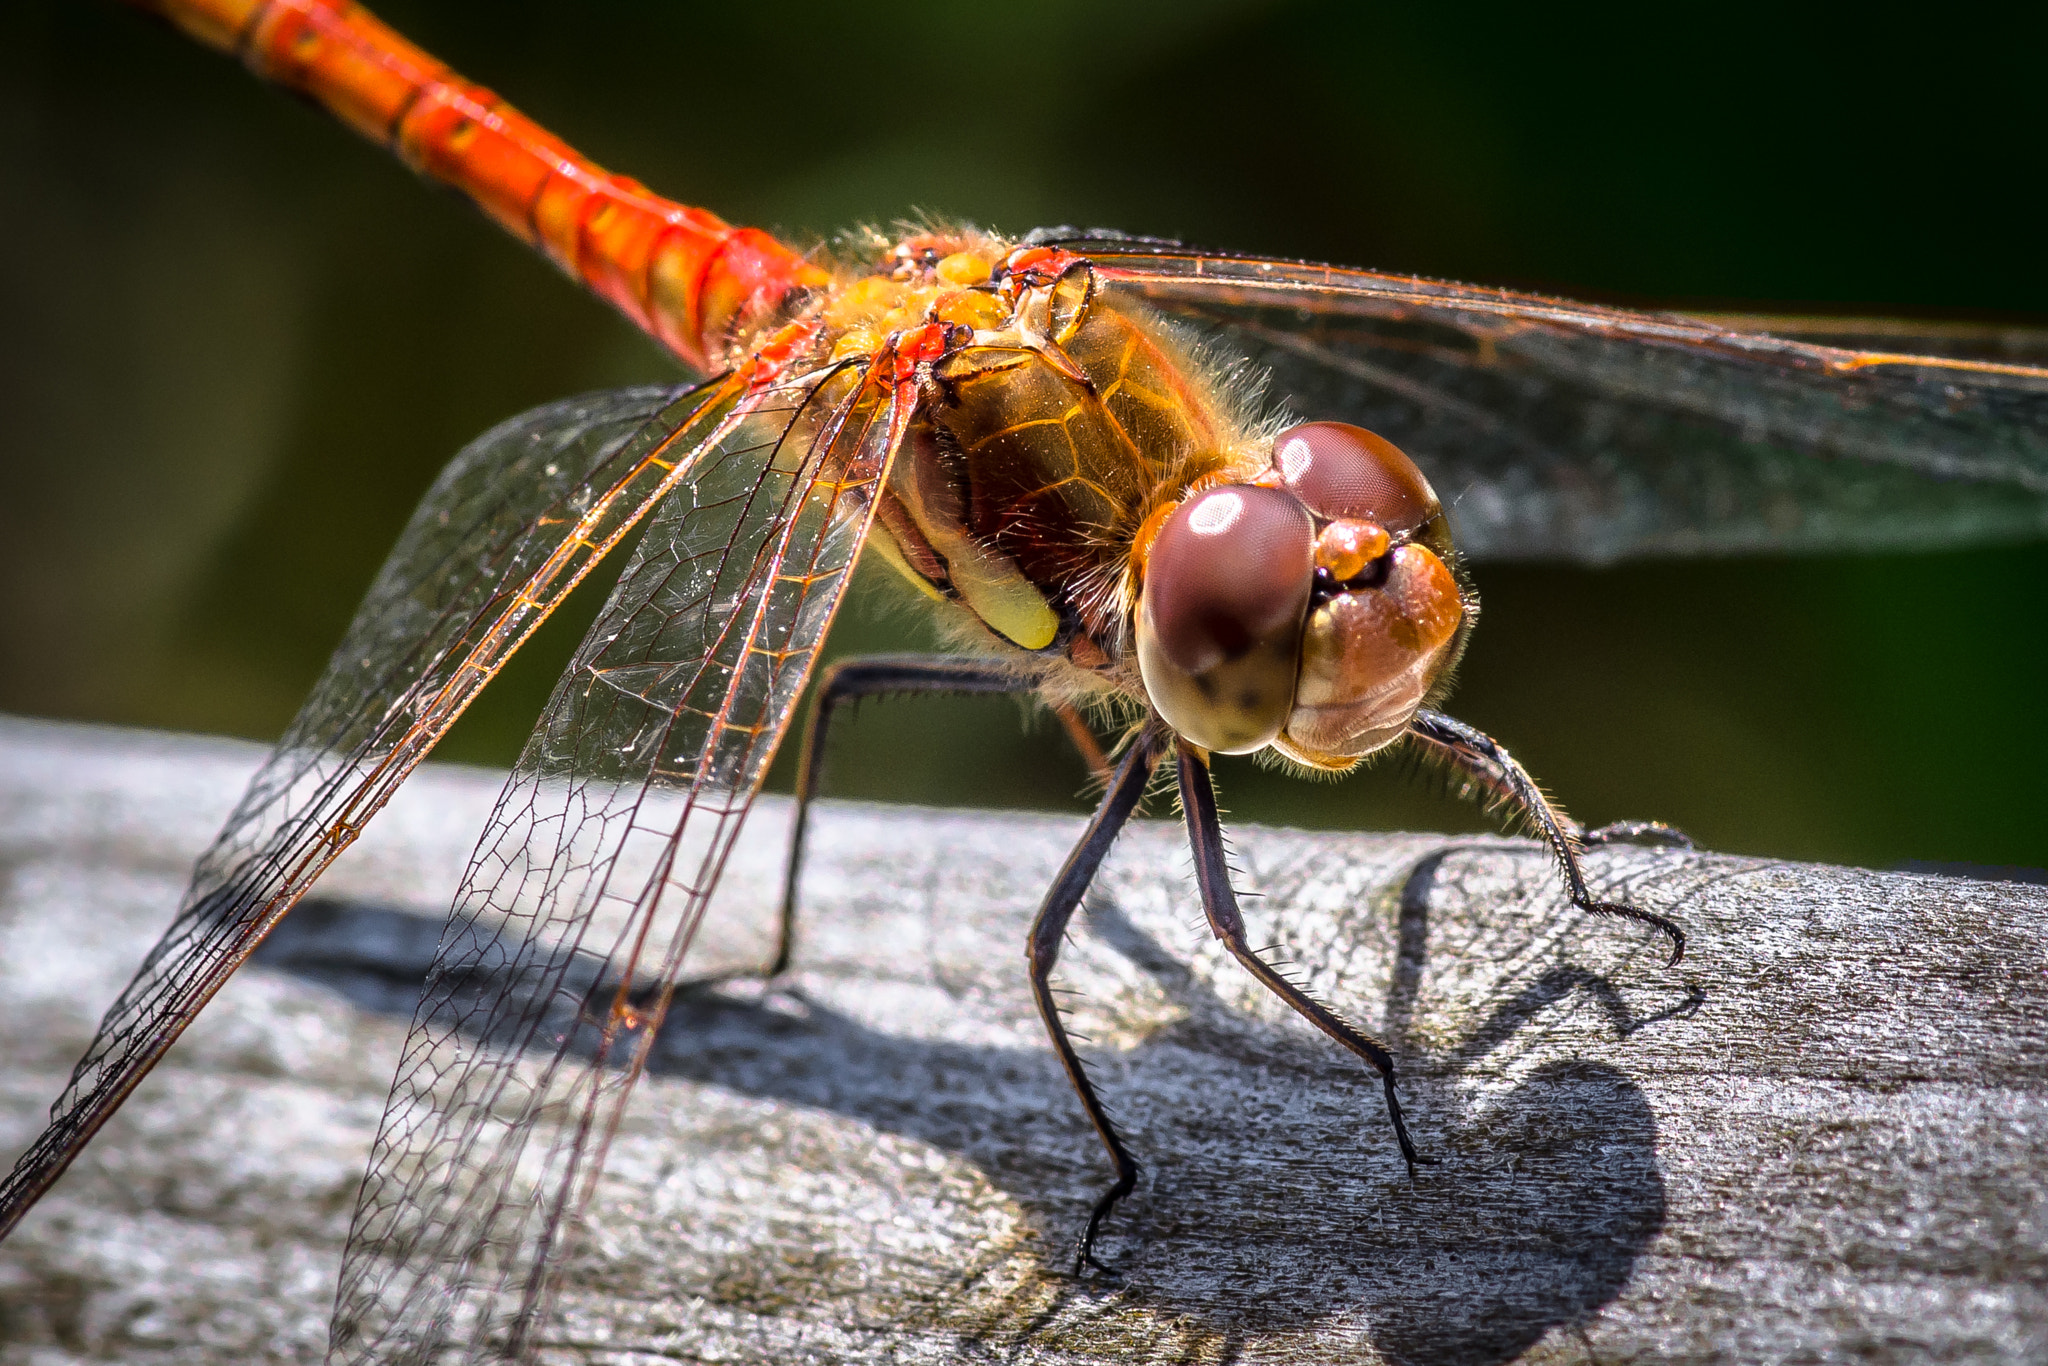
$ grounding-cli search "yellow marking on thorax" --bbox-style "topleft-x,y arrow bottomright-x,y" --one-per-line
864,524 -> 948,603
947,540 -> 1061,650
820,273 -> 1006,354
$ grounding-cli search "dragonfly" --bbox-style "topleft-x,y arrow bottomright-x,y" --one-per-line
7,0 -> 2048,1359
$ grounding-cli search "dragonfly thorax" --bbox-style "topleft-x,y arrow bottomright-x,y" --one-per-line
836,238 -> 1242,671
821,237 -> 1471,768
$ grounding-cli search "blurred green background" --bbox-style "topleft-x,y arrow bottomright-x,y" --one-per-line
2,0 -> 2044,871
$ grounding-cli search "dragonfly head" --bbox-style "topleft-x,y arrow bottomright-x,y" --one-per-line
1133,422 -> 1469,766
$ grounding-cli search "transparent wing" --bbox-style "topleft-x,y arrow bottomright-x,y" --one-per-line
329,355 -> 910,1363
0,378 -> 752,1238
1070,240 -> 2048,563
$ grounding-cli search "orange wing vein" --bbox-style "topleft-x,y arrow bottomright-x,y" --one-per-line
327,353 -> 915,1362
0,377 -> 755,1241
1070,241 -> 2048,562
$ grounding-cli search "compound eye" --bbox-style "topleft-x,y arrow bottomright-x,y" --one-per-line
1271,421 -> 1439,533
1136,485 -> 1313,754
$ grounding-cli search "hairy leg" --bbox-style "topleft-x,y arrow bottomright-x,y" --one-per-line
1026,726 -> 1169,1271
1177,741 -> 1428,1173
774,653 -> 1104,976
1406,709 -> 1687,965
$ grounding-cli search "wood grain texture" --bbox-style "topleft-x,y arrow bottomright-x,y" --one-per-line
0,715 -> 2041,1364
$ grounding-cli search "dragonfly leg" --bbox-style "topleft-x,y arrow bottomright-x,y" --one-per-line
1027,724 -> 1169,1274
1176,741 -> 1429,1175
1051,701 -> 1113,781
1406,709 -> 1687,965
776,653 -> 1093,976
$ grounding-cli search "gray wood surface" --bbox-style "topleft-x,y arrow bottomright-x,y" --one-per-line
0,715 -> 2041,1364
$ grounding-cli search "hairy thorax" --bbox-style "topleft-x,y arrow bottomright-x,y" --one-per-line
800,230 -> 1269,709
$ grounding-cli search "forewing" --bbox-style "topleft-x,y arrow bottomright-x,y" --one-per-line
0,379 -> 750,1238
1680,314 -> 2048,368
1074,242 -> 2048,562
328,358 -> 908,1363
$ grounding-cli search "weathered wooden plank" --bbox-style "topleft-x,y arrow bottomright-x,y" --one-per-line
0,715 -> 2041,1364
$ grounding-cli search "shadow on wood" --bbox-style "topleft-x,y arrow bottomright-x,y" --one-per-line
0,716 -> 2042,1363
257,884 -> 1674,1364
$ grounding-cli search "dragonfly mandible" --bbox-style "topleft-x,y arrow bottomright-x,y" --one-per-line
5,1 -> 2048,1361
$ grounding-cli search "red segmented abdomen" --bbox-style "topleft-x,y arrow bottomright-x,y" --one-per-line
137,0 -> 827,370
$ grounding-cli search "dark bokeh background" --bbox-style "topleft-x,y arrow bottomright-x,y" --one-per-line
3,1 -> 2044,870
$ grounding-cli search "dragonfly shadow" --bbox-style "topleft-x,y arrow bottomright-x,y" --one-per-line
1356,848 -> 1697,1364
257,867 -> 1689,1362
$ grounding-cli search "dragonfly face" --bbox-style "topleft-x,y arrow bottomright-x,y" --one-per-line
822,236 -> 1475,766
1136,422 -> 1471,763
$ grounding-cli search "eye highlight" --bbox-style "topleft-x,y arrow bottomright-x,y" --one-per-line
1136,485 -> 1314,753
1272,421 -> 1441,534
1142,487 -> 1311,670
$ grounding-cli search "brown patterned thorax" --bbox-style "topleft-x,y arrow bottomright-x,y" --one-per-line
808,231 -> 1258,691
